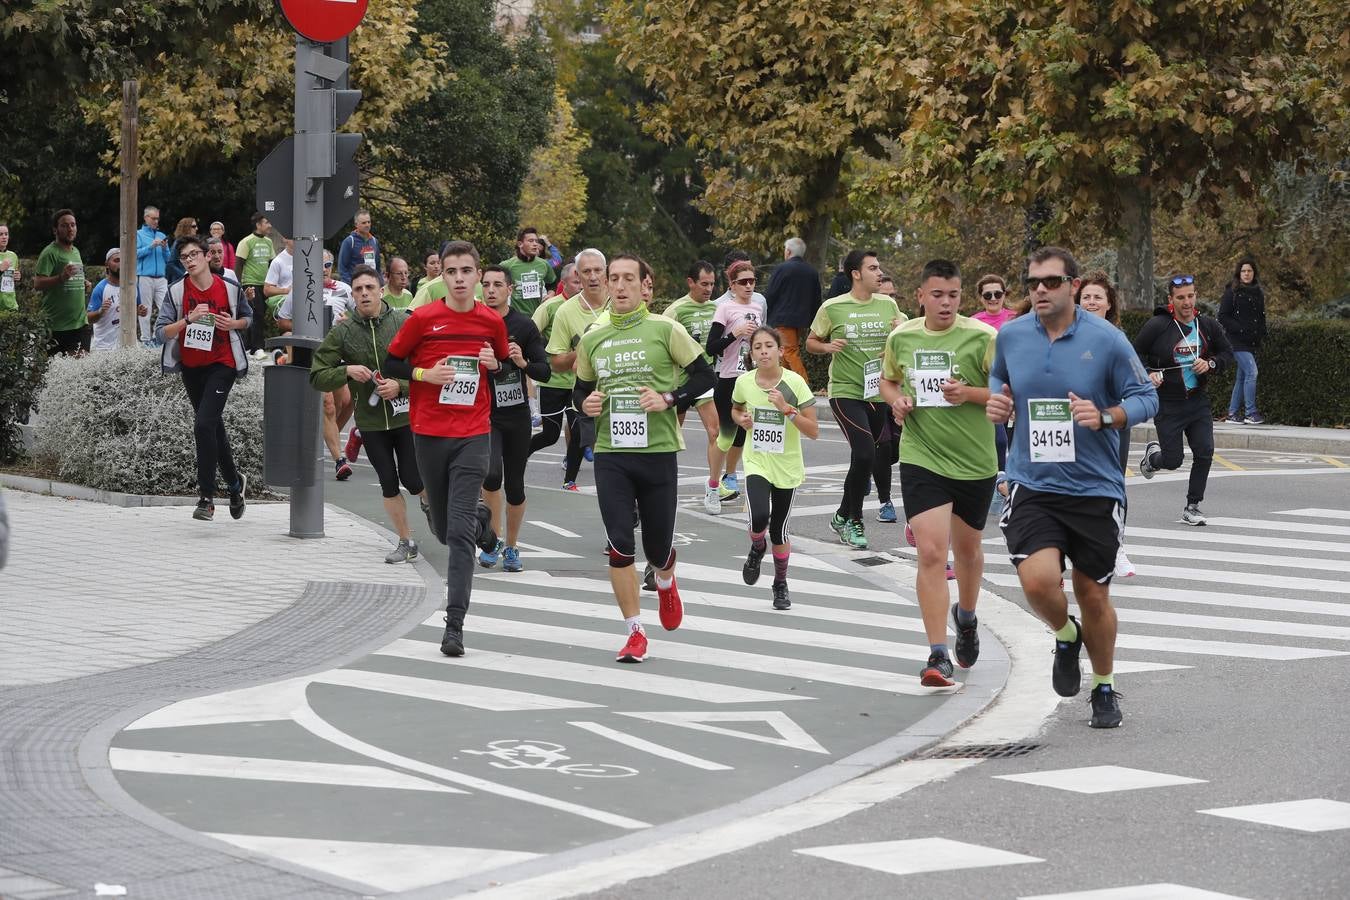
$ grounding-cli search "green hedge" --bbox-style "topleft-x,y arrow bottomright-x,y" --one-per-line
0,305 -> 50,463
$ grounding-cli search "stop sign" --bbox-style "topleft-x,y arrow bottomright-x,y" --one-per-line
275,0 -> 369,43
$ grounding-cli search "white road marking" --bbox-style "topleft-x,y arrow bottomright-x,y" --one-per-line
982,556 -> 1347,594
1203,515 -> 1350,537
373,640 -> 810,704
125,678 -> 311,730
109,748 -> 464,793
994,764 -> 1206,794
1272,507 -> 1350,521
676,562 -> 911,606
532,520 -> 582,538
1094,607 -> 1350,642
795,837 -> 1042,876
1117,524 -> 1350,555
617,710 -> 828,754
1113,633 -> 1348,661
1021,885 -> 1253,900
1198,798 -> 1350,832
568,721 -> 733,771
313,668 -> 604,711
512,541 -> 582,559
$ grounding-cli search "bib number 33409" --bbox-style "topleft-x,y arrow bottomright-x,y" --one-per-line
1027,398 -> 1075,462
439,357 -> 481,406
609,395 -> 648,449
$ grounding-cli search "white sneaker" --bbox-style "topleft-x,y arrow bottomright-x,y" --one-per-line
703,485 -> 721,515
1114,547 -> 1136,578
1180,504 -> 1207,526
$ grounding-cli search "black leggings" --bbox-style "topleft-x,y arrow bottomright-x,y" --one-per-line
714,376 -> 746,448
182,363 -> 240,499
484,412 -> 531,505
364,426 -> 424,499
747,475 -> 795,545
830,397 -> 886,520
529,385 -> 583,482
595,451 -> 678,569
874,416 -> 900,503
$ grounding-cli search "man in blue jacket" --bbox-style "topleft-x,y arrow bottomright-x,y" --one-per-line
988,246 -> 1158,730
136,205 -> 171,345
337,210 -> 382,285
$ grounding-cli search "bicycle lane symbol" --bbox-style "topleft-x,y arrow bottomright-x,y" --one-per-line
462,739 -> 639,778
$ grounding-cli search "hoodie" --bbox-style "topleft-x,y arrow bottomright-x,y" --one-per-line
1133,308 -> 1233,401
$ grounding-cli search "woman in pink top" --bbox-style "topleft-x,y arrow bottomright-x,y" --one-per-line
703,260 -> 767,512
971,274 -> 1017,330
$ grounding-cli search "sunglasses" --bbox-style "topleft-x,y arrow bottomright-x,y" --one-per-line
1170,275 -> 1196,286
1023,275 -> 1073,290
734,277 -> 756,286
981,290 -> 1005,301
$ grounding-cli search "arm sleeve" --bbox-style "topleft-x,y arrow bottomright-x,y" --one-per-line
706,321 -> 735,355
154,284 -> 180,344
672,357 -> 715,411
383,311 -> 420,378
337,236 -> 355,284
521,320 -> 552,382
572,376 -> 596,411
1206,319 -> 1234,371
230,281 -> 251,327
1217,287 -> 1237,334
1132,319 -> 1159,369
309,327 -> 351,393
988,335 -> 1009,395
35,246 -> 56,278
136,230 -> 151,264
808,302 -> 831,339
881,331 -> 904,382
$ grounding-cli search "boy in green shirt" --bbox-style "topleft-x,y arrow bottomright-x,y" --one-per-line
234,213 -> 276,355
499,227 -> 557,318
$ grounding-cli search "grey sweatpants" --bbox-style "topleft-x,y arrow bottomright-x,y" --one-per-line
414,432 -> 490,622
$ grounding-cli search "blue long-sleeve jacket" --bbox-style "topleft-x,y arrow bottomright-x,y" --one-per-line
989,307 -> 1158,504
136,225 -> 170,277
337,231 -> 381,285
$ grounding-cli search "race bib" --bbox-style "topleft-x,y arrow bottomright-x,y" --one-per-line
438,356 -> 481,406
0,271 -> 13,293
1027,398 -> 1075,463
520,272 -> 542,300
363,250 -> 376,268
609,395 -> 648,448
183,321 -> 215,352
911,350 -> 954,407
68,263 -> 84,284
863,357 -> 883,399
494,368 -> 526,407
390,396 -> 410,416
735,343 -> 749,373
750,407 -> 786,454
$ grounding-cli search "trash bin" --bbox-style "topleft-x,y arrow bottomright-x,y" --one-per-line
263,338 -> 323,489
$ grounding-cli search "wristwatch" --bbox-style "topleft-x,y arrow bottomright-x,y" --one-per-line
1100,409 -> 1115,429
662,392 -> 675,408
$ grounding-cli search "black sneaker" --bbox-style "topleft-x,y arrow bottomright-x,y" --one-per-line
743,541 -> 766,586
642,564 -> 656,592
474,504 -> 497,554
335,457 -> 353,481
772,581 -> 791,610
441,618 -> 465,657
1089,684 -> 1123,728
228,473 -> 247,520
920,652 -> 956,687
1053,615 -> 1084,697
951,603 -> 980,669
193,498 -> 214,521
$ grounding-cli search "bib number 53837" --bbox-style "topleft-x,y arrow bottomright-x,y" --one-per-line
609,395 -> 648,449
1027,398 -> 1075,462
439,357 -> 481,406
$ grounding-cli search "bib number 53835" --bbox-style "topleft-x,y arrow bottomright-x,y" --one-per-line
1027,398 -> 1075,462
439,357 -> 481,406
609,395 -> 648,449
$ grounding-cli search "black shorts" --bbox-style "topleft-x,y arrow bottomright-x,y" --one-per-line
999,484 -> 1122,583
899,463 -> 996,530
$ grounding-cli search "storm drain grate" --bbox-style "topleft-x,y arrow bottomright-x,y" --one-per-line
854,555 -> 895,567
923,743 -> 1043,760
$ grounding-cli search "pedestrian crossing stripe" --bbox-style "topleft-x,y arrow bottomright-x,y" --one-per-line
616,711 -> 829,754
110,748 -> 466,793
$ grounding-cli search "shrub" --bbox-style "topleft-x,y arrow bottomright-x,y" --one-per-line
0,306 -> 50,462
34,348 -> 265,496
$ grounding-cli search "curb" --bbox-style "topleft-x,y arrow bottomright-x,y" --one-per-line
0,473 -> 286,508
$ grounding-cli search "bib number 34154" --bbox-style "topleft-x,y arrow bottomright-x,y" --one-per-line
439,357 -> 481,406
1027,398 -> 1075,462
609,395 -> 648,449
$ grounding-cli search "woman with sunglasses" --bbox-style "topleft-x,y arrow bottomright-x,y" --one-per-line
704,260 -> 767,514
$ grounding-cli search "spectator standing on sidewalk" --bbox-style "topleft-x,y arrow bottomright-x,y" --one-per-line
337,210 -> 382,285
136,206 -> 171,342
87,248 -> 146,351
0,223 -> 20,311
1135,274 -> 1233,526
164,218 -> 199,285
235,214 -> 276,357
763,237 -> 822,382
208,222 -> 236,273
1218,257 -> 1267,425
33,209 -> 92,356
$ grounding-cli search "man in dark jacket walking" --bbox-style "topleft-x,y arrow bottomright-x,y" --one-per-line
763,237 -> 822,380
1135,274 -> 1234,526
1218,257 -> 1267,424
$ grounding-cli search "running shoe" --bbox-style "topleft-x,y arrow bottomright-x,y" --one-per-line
920,652 -> 956,687
1114,547 -> 1136,578
475,504 -> 498,554
951,603 -> 980,668
441,617 -> 465,657
771,581 -> 791,610
193,498 -> 215,521
657,577 -> 684,630
1181,503 -> 1207,526
1052,614 -> 1084,697
830,513 -> 852,545
642,563 -> 656,592
945,563 -> 956,580
478,539 -> 503,568
877,501 -> 897,523
228,473 -> 247,520
345,429 -> 363,463
1224,415 -> 1243,424
502,546 -> 522,573
385,538 -> 418,564
719,474 -> 740,502
743,540 -> 766,585
335,457 -> 353,481
1138,440 -> 1161,479
703,484 -> 721,515
562,481 -> 580,492
583,446 -> 594,463
1244,414 -> 1265,425
1088,684 -> 1123,728
250,348 -> 268,361
531,414 -> 542,428
904,523 -> 917,547
616,629 -> 648,663
846,519 -> 869,550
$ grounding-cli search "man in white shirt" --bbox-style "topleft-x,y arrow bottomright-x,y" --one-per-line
86,248 -> 146,351
263,237 -> 295,319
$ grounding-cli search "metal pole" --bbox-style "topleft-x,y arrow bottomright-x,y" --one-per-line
119,80 -> 139,349
288,36 -> 326,538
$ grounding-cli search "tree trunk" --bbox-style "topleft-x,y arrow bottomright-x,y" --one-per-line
1116,178 -> 1155,312
119,80 -> 139,349
800,150 -> 845,278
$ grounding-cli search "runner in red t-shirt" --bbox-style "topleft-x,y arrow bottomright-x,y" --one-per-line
385,240 -> 508,657
154,235 -> 251,522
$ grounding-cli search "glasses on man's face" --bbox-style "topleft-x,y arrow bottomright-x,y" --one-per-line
1024,275 -> 1072,290
734,278 -> 756,286
180,251 -> 204,262
323,262 -> 334,268
982,290 -> 1005,301
1170,275 -> 1196,286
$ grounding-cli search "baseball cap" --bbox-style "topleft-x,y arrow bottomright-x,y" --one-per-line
105,248 -> 120,261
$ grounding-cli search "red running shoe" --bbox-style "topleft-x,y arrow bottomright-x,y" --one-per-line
657,577 -> 684,631
344,428 -> 363,462
616,629 -> 648,663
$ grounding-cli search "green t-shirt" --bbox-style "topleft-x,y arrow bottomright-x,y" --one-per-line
0,251 -> 18,311
35,242 -> 87,331
575,309 -> 703,454
809,293 -> 905,400
384,288 -> 413,309
532,293 -> 575,390
881,315 -> 998,480
499,256 -> 558,319
411,279 -> 485,309
663,294 -> 718,366
235,233 -> 275,284
545,294 -> 610,358
731,368 -> 816,488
